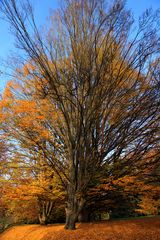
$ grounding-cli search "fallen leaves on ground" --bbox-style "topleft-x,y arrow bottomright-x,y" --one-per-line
0,217 -> 160,240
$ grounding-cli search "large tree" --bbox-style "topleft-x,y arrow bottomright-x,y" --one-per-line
0,0 -> 159,229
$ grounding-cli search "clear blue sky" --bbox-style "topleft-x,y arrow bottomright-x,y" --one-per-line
0,0 -> 160,92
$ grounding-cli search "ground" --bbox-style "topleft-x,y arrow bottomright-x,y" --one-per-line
0,217 -> 159,240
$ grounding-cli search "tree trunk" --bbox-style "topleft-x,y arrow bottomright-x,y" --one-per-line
38,200 -> 54,225
78,207 -> 90,222
65,208 -> 77,230
39,213 -> 47,225
64,193 -> 85,229
39,206 -> 47,225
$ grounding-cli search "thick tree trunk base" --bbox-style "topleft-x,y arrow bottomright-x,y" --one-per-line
64,223 -> 76,230
65,209 -> 77,230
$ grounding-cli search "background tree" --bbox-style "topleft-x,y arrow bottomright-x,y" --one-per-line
0,85 -> 65,225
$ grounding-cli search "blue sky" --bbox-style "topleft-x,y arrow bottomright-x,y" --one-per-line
0,0 -> 160,92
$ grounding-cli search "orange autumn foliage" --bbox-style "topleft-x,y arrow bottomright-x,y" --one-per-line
0,78 -> 61,144
0,74 -> 65,224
